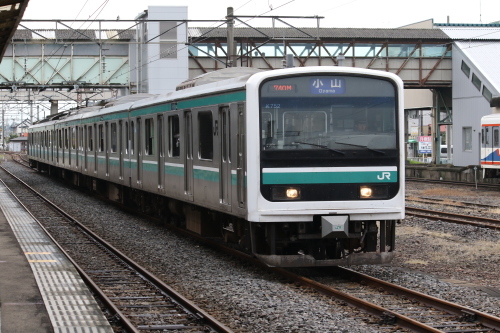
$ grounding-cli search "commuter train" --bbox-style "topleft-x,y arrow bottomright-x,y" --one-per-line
480,113 -> 500,177
28,66 -> 405,267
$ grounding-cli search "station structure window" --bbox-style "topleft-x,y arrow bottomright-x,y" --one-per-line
472,73 -> 481,91
482,86 -> 493,102
463,127 -> 472,151
461,60 -> 471,78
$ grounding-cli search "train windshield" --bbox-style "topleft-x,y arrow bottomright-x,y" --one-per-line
260,75 -> 397,153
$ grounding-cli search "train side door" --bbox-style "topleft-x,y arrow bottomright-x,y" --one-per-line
493,126 -> 500,163
137,118 -> 143,187
219,106 -> 231,207
237,104 -> 246,208
119,120 -> 124,181
184,111 -> 194,201
157,115 -> 165,191
84,126 -> 88,171
483,125 -> 494,164
93,124 -> 98,173
105,122 -> 110,176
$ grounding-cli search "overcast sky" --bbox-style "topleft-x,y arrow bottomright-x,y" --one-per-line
21,0 -> 500,29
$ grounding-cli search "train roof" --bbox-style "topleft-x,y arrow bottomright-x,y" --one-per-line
176,67 -> 264,91
481,113 -> 500,125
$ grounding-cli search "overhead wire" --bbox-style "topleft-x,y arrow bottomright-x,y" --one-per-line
91,0 -> 300,83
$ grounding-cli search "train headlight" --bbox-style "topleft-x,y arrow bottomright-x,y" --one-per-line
286,188 -> 299,199
360,186 -> 373,198
359,185 -> 389,199
272,186 -> 301,200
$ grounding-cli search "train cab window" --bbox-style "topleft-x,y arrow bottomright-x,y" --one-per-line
168,115 -> 180,157
145,118 -> 154,155
98,124 -> 104,152
88,126 -> 93,151
198,111 -> 213,160
111,123 -> 117,153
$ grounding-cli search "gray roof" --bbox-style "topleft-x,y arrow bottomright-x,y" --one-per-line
11,27 -> 450,42
455,40 -> 500,95
188,27 -> 451,41
12,29 -> 135,40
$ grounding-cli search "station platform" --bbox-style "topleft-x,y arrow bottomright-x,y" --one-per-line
0,181 -> 113,333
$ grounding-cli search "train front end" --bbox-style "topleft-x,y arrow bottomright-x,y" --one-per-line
246,67 -> 405,267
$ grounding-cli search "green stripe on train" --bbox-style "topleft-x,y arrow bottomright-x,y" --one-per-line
193,169 -> 219,182
262,171 -> 398,184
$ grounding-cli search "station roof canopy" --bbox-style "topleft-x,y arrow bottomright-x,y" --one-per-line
0,0 -> 29,59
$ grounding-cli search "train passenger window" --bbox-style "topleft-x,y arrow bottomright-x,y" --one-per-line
79,127 -> 84,150
198,112 -> 213,160
168,115 -> 180,157
111,123 -> 117,153
158,115 -> 164,157
130,121 -> 135,155
58,130 -> 62,148
98,124 -> 104,152
494,128 -> 499,147
88,126 -> 93,151
145,118 -> 154,155
125,122 -> 129,154
71,127 -> 76,149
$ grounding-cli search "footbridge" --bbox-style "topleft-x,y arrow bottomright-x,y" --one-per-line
0,22 -> 452,119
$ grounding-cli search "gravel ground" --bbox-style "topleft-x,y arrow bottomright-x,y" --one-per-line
2,160 -> 499,332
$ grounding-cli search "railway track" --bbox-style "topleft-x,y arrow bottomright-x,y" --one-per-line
290,266 -> 500,333
405,207 -> 500,230
406,177 -> 500,190
406,197 -> 498,210
0,164 -> 232,333
6,157 -> 500,332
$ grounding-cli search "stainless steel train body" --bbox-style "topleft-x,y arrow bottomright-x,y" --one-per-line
28,66 -> 405,267
480,113 -> 500,177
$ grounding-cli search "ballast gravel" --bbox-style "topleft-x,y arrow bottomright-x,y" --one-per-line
2,160 -> 499,332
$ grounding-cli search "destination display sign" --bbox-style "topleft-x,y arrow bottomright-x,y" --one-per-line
309,78 -> 346,95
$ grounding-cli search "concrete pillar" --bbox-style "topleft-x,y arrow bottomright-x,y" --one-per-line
50,100 -> 58,115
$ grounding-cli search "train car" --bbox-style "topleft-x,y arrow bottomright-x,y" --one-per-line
481,113 -> 500,178
28,66 -> 405,267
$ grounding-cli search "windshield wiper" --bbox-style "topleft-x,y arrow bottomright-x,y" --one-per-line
293,141 -> 345,155
334,141 -> 386,155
